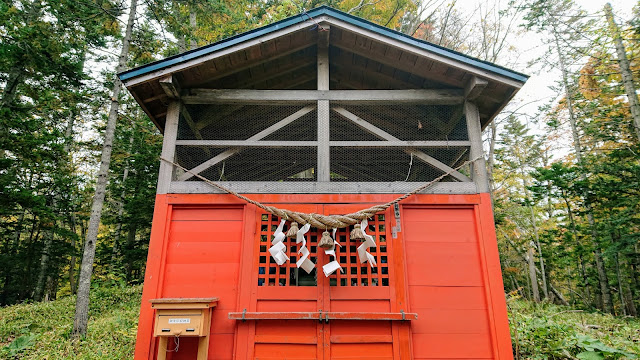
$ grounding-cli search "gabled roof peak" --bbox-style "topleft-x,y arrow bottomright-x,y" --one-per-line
119,5 -> 527,83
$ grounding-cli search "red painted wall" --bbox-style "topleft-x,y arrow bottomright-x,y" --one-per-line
133,193 -> 512,360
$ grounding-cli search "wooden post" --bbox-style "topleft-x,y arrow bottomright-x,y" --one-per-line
157,101 -> 180,194
317,25 -> 331,181
464,101 -> 489,193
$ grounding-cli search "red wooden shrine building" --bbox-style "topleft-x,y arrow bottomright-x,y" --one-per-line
120,6 -> 528,360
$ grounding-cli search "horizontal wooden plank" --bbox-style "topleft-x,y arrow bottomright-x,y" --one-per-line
175,140 -> 470,148
171,207 -> 244,221
229,312 -> 319,320
330,335 -> 393,343
330,343 -> 394,358
176,140 -> 318,147
169,181 -> 478,194
412,333 -> 493,358
255,319 -> 317,336
150,297 -> 219,304
257,300 -> 318,312
405,242 -> 483,286
330,300 -> 390,312
255,335 -> 317,344
410,308 -> 490,334
182,89 -> 464,105
327,312 -> 417,321
329,286 -> 390,300
165,241 -> 241,264
228,311 -> 417,321
330,320 -> 392,336
403,220 -> 477,243
257,286 -> 318,300
329,141 -> 470,148
408,286 -> 487,310
403,207 -> 474,222
254,343 -> 317,359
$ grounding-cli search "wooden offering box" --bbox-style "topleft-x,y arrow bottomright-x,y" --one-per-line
150,298 -> 218,360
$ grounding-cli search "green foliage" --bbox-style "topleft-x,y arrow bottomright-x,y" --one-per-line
1,334 -> 35,358
0,284 -> 141,359
509,299 -> 640,359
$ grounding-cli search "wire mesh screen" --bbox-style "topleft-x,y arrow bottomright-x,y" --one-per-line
330,104 -> 469,182
178,104 -> 316,140
172,103 -> 469,183
332,104 -> 468,141
175,104 -> 317,182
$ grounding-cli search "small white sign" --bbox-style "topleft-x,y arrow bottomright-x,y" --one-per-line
168,318 -> 191,324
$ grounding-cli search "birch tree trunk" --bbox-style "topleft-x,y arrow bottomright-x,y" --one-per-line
71,0 -> 137,338
604,3 -> 640,142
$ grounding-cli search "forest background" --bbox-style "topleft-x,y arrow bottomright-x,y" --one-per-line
1,0 -> 640,352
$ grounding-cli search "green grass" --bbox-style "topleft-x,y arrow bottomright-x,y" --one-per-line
508,299 -> 640,359
1,285 -> 639,359
0,283 -> 141,359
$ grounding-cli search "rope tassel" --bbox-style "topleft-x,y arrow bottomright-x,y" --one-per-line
349,223 -> 365,241
319,230 -> 334,249
286,221 -> 299,238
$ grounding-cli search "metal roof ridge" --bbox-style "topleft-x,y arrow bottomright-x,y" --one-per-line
118,5 -> 528,83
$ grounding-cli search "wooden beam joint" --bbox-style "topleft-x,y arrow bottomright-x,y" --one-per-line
464,76 -> 488,101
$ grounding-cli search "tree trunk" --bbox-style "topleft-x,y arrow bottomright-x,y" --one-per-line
111,133 -> 134,268
527,247 -> 540,302
487,119 -> 497,199
68,213 -> 78,294
522,174 -> 547,300
189,6 -> 197,50
554,31 -> 613,313
614,252 -> 626,316
34,216 -> 54,302
124,224 -> 138,282
579,254 -> 593,308
72,0 -> 138,339
0,66 -> 23,159
604,3 -> 640,142
505,236 -> 568,305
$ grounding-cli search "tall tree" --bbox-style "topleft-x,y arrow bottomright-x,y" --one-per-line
604,2 -> 640,143
522,0 -> 614,312
72,0 -> 138,338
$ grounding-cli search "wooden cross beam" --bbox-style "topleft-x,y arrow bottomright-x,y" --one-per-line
332,107 -> 472,182
181,89 -> 464,105
177,105 -> 316,181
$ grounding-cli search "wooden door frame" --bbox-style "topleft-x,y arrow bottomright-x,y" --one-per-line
235,202 -> 410,359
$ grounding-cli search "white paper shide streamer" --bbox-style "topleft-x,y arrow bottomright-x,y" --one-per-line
358,219 -> 377,267
269,219 -> 289,265
269,219 -> 349,276
296,223 -> 315,273
322,228 -> 342,277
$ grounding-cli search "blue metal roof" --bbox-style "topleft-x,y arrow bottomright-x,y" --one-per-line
118,6 -> 528,83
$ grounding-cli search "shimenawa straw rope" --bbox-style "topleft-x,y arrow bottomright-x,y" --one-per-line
161,156 -> 482,229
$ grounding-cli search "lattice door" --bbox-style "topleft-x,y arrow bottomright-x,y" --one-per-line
247,204 -> 401,360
